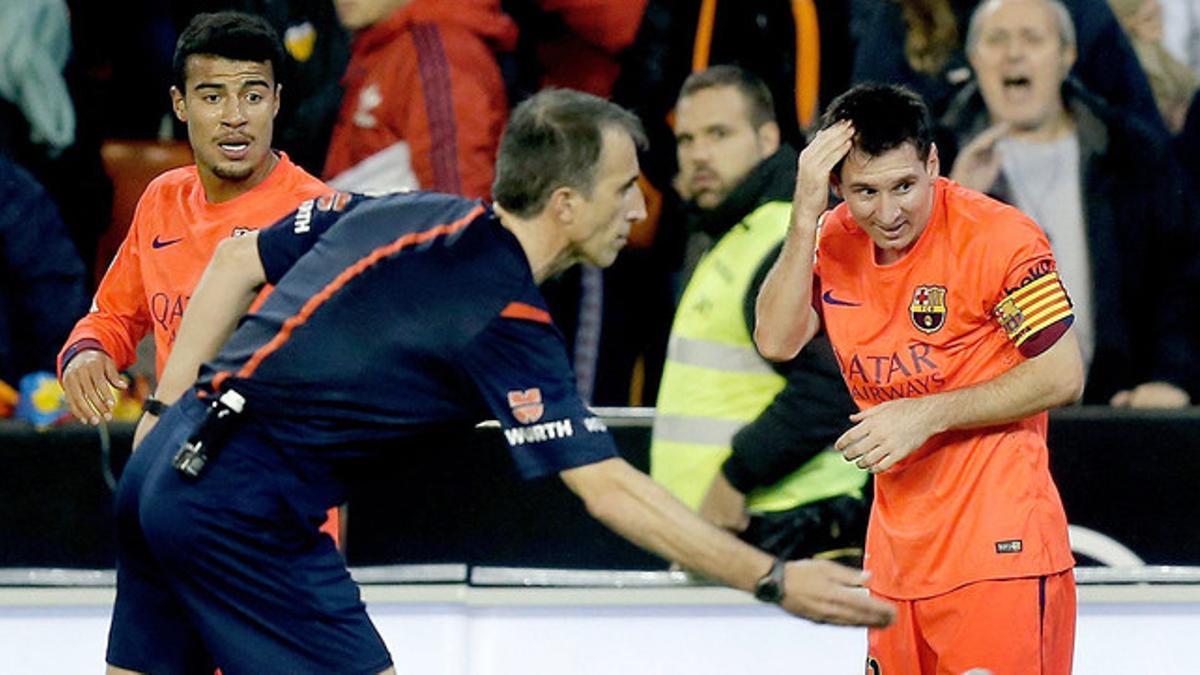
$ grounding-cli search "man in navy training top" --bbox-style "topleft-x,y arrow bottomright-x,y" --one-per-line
107,89 -> 895,675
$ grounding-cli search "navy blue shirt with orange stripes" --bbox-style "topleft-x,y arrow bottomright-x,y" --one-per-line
196,191 -> 617,479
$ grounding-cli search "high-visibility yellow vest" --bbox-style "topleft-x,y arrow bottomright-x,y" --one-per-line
650,201 -> 865,511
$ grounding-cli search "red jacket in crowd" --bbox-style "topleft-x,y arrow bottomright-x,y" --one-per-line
323,0 -> 517,199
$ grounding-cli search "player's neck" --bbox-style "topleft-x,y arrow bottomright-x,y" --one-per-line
494,205 -> 573,283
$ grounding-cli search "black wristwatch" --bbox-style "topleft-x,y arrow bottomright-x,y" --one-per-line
753,557 -> 787,604
142,397 -> 167,417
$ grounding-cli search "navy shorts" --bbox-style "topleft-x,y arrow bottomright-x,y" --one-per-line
106,390 -> 392,675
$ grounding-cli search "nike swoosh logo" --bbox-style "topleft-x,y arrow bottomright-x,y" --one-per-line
822,289 -> 861,307
151,235 -> 183,249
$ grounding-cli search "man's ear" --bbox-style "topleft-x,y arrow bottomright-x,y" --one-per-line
927,143 -> 941,178
273,84 -> 282,118
1060,44 -> 1077,78
170,86 -> 187,123
548,186 -> 578,226
757,121 -> 781,156
829,170 -> 843,200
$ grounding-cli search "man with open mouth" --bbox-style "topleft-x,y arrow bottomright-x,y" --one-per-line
941,0 -> 1199,408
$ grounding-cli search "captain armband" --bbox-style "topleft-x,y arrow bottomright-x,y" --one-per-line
992,271 -> 1074,358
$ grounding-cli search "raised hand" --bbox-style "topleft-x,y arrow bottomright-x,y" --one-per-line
794,120 -> 855,225
949,123 -> 1009,192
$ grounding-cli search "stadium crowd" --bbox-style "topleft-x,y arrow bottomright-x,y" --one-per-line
1,0 -> 1196,414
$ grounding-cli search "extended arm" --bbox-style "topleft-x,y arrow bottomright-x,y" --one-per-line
59,220 -> 153,424
132,234 -> 265,447
754,122 -> 854,361
839,328 -> 1085,473
561,457 -> 894,627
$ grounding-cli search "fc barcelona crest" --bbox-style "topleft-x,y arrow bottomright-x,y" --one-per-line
909,285 -> 947,334
993,297 -> 1024,339
507,388 -> 544,424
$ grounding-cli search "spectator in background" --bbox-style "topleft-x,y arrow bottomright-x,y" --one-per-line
0,0 -> 74,157
615,0 -> 853,190
0,152 -> 88,389
852,0 -> 1169,135
1109,0 -> 1198,132
4,0 -> 113,288
58,11 -> 328,426
650,67 -> 867,562
324,0 -> 517,197
172,1 -> 351,174
1161,0 -> 1200,76
580,0 -> 853,406
941,0 -> 1199,406
503,0 -> 648,99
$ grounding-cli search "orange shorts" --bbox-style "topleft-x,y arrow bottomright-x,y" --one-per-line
866,570 -> 1076,675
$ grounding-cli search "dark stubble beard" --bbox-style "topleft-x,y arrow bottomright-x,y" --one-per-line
212,163 -> 255,182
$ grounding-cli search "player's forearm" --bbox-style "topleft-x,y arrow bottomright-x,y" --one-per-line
754,217 -> 820,362
60,313 -> 146,376
925,330 -> 1085,434
155,235 -> 266,404
562,458 -> 773,594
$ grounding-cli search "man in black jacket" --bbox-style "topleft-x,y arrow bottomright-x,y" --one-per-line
941,0 -> 1199,405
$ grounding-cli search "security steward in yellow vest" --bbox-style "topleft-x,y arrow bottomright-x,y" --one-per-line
651,66 -> 866,562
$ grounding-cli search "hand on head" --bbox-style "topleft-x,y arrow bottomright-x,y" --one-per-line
794,120 -> 855,223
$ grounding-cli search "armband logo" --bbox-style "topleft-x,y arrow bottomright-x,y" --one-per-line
993,272 -> 1072,347
909,285 -> 947,334
507,388 -> 544,424
994,298 -> 1024,339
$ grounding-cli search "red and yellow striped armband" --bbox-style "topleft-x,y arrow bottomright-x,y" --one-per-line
992,272 -> 1074,354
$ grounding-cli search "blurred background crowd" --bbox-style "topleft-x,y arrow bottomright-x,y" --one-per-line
4,0 -> 1200,423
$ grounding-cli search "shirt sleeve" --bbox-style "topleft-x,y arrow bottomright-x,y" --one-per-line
256,191 -> 357,284
986,218 -> 1075,358
58,198 -> 155,376
457,305 -> 618,479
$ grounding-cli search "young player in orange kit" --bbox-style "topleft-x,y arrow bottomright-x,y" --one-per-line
755,84 -> 1083,675
57,12 -> 337,540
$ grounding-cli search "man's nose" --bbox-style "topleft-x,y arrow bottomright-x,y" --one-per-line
628,181 -> 648,222
878,193 -> 901,223
1003,38 -> 1023,61
689,138 -> 714,162
222,98 -> 248,126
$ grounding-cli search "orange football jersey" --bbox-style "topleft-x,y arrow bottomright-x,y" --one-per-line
60,153 -> 328,378
815,177 -> 1075,598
